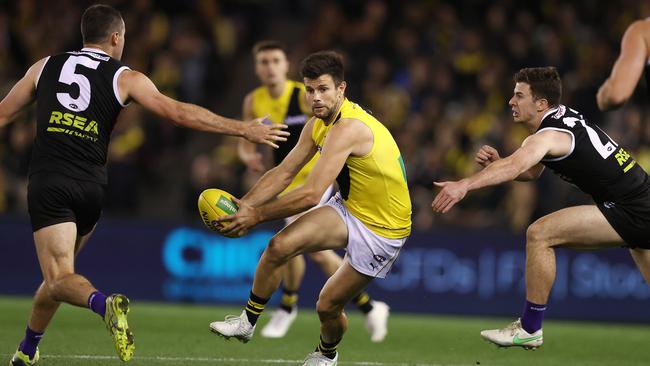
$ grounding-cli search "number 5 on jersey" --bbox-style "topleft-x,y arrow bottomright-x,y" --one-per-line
57,55 -> 100,112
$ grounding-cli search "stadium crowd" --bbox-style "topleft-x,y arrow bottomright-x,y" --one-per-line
1,0 -> 649,233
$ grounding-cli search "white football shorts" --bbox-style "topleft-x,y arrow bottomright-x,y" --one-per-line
283,185 -> 335,226
326,192 -> 407,278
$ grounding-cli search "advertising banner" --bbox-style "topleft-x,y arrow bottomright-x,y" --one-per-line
1,216 -> 647,322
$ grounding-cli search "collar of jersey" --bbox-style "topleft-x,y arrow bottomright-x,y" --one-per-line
541,105 -> 560,122
331,98 -> 349,125
81,47 -> 109,55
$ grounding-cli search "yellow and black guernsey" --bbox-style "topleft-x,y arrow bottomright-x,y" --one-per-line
311,99 -> 411,238
30,47 -> 130,184
250,80 -> 316,193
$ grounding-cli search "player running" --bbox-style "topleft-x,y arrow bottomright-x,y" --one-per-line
433,67 -> 650,349
210,51 -> 411,365
238,40 -> 389,341
0,5 -> 287,365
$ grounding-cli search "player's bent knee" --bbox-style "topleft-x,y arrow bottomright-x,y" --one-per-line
44,281 -> 62,300
44,272 -> 74,300
526,220 -> 550,247
316,297 -> 344,320
265,234 -> 295,265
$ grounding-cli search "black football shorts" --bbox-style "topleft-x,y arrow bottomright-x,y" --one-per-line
598,187 -> 650,249
28,172 -> 106,236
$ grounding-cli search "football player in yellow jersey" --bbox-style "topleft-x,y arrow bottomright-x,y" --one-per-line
237,41 -> 390,341
211,51 -> 411,366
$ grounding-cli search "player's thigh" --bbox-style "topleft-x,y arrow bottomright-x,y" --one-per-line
33,222 -> 78,282
273,206 -> 348,257
529,205 -> 624,249
319,260 -> 373,309
74,224 -> 96,257
308,250 -> 343,272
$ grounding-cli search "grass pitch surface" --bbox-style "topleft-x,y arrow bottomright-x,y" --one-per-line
0,296 -> 647,365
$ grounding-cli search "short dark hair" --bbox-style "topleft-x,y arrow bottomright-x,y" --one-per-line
300,51 -> 345,85
81,4 -> 123,44
252,40 -> 287,56
514,67 -> 562,107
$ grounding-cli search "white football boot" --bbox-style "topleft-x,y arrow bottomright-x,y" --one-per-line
209,311 -> 256,343
302,352 -> 338,366
365,301 -> 390,342
260,308 -> 298,338
480,318 -> 543,349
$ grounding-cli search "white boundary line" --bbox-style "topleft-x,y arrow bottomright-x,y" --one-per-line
21,354 -> 464,366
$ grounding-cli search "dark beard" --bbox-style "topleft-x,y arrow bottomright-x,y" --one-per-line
314,108 -> 332,121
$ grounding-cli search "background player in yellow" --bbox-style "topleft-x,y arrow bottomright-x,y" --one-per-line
597,18 -> 650,111
237,41 -> 390,341
211,51 -> 411,366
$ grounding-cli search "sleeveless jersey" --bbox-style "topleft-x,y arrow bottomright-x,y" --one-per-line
537,105 -> 650,203
251,80 -> 316,193
30,48 -> 130,184
311,99 -> 411,238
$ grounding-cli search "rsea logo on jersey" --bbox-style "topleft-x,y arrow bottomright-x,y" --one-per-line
48,110 -> 99,142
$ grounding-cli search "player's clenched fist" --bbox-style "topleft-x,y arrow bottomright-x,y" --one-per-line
475,145 -> 501,167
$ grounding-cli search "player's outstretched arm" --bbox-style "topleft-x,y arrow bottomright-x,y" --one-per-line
0,58 -> 47,128
237,92 -> 265,172
597,20 -> 649,111
476,144 -> 544,181
118,70 -> 289,147
239,118 -> 318,207
433,130 -> 566,213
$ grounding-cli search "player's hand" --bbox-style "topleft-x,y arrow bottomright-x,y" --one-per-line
431,180 -> 469,213
216,197 -> 260,237
475,145 -> 500,168
243,115 -> 289,148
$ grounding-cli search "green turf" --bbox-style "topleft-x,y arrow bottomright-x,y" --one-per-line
0,296 -> 648,365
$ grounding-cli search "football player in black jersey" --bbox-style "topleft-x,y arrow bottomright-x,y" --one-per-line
597,19 -> 650,111
0,5 -> 288,365
432,67 -> 650,349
